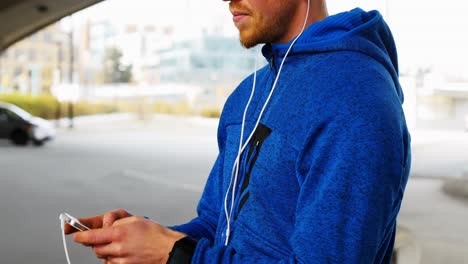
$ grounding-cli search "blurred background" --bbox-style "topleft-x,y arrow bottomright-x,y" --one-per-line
0,0 -> 467,263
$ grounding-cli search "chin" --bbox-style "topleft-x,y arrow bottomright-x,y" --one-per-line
240,40 -> 257,49
239,33 -> 260,49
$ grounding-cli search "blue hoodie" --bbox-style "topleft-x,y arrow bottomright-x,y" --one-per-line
172,8 -> 411,264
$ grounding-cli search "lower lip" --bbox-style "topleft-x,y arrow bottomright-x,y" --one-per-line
233,14 -> 248,23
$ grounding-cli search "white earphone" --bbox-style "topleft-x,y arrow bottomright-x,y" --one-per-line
223,0 -> 312,246
60,213 -> 73,264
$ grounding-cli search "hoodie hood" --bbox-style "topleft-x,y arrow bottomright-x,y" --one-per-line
262,8 -> 403,100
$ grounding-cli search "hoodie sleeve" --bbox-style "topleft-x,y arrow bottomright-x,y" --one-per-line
289,105 -> 410,263
282,50 -> 410,262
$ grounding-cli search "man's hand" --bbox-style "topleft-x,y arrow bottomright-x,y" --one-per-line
73,215 -> 186,264
64,208 -> 132,235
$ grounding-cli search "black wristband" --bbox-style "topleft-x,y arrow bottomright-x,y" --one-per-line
166,236 -> 198,264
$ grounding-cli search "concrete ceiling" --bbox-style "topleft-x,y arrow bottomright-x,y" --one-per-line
0,0 -> 105,52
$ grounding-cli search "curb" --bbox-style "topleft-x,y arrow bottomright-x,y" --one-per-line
394,226 -> 422,264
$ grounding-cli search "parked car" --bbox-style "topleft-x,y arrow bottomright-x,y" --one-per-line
0,102 -> 56,146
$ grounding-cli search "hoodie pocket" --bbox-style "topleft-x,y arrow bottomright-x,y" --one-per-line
236,123 -> 272,219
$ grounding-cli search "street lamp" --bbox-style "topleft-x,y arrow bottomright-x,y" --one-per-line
54,41 -> 63,126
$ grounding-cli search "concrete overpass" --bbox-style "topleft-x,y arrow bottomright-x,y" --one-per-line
0,0 -> 105,52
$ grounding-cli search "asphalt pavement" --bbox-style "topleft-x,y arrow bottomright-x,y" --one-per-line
0,114 -> 218,263
398,129 -> 468,264
1,114 -> 467,264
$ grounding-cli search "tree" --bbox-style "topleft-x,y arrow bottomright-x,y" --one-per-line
102,47 -> 133,83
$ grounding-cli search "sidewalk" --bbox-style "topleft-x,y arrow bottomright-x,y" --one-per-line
54,113 -> 138,128
398,178 -> 468,264
54,113 -> 219,135
402,128 -> 468,263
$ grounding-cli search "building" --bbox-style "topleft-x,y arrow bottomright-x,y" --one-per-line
158,34 -> 258,90
420,80 -> 468,130
77,18 -> 177,85
401,71 -> 468,131
0,23 -> 75,95
77,18 -> 118,85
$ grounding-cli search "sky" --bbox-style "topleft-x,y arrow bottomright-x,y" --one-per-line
74,0 -> 468,79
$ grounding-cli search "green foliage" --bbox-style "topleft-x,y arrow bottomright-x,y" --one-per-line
0,93 -> 58,119
153,101 -> 221,118
69,101 -> 118,116
0,93 -> 118,119
103,47 -> 133,83
0,93 -> 222,120
199,107 -> 221,118
154,101 -> 193,115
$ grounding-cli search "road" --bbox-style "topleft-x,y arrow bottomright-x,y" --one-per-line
398,129 -> 468,264
0,114 -> 467,263
0,114 -> 218,264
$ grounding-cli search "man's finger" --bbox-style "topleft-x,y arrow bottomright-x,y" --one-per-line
106,257 -> 126,264
95,252 -> 109,260
64,214 -> 105,235
102,209 -> 132,228
102,213 -> 118,228
93,243 -> 126,258
64,223 -> 78,235
64,216 -> 98,235
78,215 -> 106,229
112,215 -> 143,226
73,228 -> 114,245
65,209 -> 132,235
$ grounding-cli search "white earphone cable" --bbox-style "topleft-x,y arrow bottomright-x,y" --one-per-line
224,0 -> 311,246
60,216 -> 72,264
223,45 -> 260,245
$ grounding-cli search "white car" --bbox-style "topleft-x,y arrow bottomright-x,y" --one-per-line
0,102 -> 56,146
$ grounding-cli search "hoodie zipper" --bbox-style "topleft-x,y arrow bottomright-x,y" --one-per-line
269,54 -> 275,71
270,52 -> 281,74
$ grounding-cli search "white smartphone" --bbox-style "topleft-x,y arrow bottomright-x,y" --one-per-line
60,213 -> 90,231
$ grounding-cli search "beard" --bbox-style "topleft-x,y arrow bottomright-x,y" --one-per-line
234,1 -> 298,48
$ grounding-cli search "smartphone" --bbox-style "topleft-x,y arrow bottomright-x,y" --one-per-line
60,213 -> 90,231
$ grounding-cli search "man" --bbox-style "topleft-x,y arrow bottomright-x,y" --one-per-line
67,0 -> 411,263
